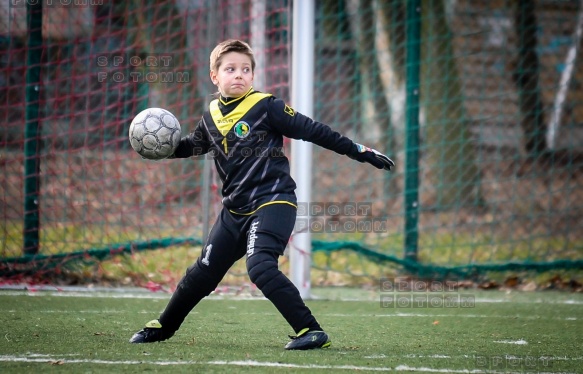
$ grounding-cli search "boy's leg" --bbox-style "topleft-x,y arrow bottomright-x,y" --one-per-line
245,204 -> 328,347
130,209 -> 246,342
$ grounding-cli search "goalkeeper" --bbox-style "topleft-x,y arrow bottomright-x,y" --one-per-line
129,39 -> 394,350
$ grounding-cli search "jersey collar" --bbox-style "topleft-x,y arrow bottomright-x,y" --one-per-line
219,87 -> 255,107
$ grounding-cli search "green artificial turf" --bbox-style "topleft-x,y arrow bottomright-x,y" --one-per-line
0,289 -> 581,373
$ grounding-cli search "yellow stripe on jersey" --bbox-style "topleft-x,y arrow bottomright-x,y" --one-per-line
210,90 -> 272,136
229,201 -> 297,216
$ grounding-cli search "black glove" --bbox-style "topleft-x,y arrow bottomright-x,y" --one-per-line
347,143 -> 395,171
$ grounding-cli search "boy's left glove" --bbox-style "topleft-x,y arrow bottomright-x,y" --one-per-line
348,143 -> 395,171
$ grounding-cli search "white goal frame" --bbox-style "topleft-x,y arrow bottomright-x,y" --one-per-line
289,0 -> 315,299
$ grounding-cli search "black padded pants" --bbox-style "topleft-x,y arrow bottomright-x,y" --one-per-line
158,203 -> 321,334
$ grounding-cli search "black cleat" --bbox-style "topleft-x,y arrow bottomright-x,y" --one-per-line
129,320 -> 174,343
284,328 -> 331,350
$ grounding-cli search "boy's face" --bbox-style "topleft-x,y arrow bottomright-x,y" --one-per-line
210,52 -> 254,98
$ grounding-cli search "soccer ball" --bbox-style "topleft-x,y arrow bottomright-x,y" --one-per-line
129,107 -> 181,160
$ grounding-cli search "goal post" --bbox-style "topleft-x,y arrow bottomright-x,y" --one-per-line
289,0 -> 315,300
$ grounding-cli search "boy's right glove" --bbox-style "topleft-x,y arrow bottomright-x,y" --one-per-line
348,143 -> 395,171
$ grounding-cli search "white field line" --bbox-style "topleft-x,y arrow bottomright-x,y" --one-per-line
393,365 -> 567,374
1,287 -> 583,305
363,297 -> 583,305
474,298 -> 583,305
0,355 -> 574,373
380,354 -> 583,361
562,300 -> 583,305
12,352 -> 583,362
0,290 -> 264,300
493,340 -> 528,345
3,309 -> 580,321
322,313 -> 579,321
2,290 -> 582,310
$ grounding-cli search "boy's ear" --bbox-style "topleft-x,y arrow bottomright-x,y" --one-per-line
209,70 -> 218,85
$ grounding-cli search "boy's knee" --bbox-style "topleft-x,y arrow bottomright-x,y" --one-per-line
178,262 -> 219,295
246,251 -> 279,289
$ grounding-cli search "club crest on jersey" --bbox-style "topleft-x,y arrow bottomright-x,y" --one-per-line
234,121 -> 250,139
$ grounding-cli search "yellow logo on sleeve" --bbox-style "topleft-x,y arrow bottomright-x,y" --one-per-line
284,104 -> 295,117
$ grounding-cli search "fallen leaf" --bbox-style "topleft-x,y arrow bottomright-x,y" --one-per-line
478,281 -> 499,290
504,276 -> 520,288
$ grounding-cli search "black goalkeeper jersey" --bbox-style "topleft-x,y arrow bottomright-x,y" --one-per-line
173,89 -> 355,215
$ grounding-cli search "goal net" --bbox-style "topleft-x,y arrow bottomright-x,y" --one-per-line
1,0 -> 582,291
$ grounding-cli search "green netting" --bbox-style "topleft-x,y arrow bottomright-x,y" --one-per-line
1,0 -> 582,286
2,237 -> 582,281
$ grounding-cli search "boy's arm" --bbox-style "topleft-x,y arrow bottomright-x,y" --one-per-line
267,98 -> 352,154
267,98 -> 394,170
172,120 -> 211,158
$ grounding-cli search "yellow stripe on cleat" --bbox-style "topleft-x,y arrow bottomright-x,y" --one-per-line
322,341 -> 331,348
145,320 -> 162,328
296,327 -> 310,337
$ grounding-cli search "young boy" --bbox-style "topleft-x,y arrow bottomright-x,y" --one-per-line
129,39 -> 394,350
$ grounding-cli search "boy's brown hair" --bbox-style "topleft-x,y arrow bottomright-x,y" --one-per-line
210,39 -> 256,72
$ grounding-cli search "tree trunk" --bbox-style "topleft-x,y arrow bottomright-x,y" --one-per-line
421,0 -> 482,208
346,0 -> 392,145
514,0 -> 547,157
346,0 -> 400,201
374,0 -> 407,152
